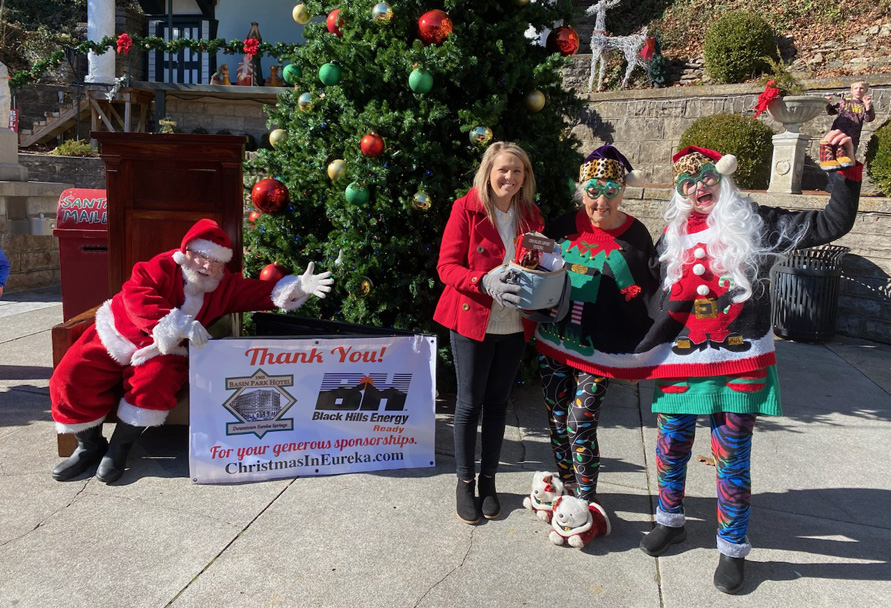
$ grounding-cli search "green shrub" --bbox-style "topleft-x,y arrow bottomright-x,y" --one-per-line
678,113 -> 774,189
703,11 -> 777,84
865,119 -> 891,196
51,139 -> 96,157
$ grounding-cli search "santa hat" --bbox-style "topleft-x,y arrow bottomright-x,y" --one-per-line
579,144 -> 645,187
672,146 -> 737,178
172,219 -> 233,265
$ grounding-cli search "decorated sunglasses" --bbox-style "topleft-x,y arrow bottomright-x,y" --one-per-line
585,179 -> 623,200
676,164 -> 721,196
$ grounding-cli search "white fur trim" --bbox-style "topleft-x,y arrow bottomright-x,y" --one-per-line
625,169 -> 646,187
95,300 -> 137,365
717,535 -> 751,558
173,250 -> 186,265
716,154 -> 737,176
153,308 -> 191,354
655,506 -> 686,528
187,237 -> 233,263
116,397 -> 169,427
271,275 -> 307,310
55,418 -> 105,435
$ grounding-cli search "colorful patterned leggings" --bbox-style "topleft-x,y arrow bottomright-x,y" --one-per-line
656,412 -> 756,547
538,354 -> 610,502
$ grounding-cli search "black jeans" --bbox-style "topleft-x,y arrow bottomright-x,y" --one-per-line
451,330 -> 526,481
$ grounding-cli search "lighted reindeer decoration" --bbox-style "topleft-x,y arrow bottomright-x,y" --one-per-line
587,0 -> 650,92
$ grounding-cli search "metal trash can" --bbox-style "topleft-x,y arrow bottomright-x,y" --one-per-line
770,244 -> 849,342
53,188 -> 110,321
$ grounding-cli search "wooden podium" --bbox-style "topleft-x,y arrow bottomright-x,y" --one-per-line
54,133 -> 247,456
92,132 -> 247,293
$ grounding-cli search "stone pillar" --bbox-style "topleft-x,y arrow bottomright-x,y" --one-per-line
767,131 -> 809,195
0,62 -> 27,181
85,0 -> 116,85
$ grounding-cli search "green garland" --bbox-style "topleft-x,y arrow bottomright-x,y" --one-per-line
9,35 -> 302,89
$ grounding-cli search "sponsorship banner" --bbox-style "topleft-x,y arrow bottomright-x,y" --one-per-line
189,334 -> 437,484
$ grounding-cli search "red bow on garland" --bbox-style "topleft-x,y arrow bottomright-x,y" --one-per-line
753,80 -> 779,118
243,38 -> 259,57
116,33 -> 132,55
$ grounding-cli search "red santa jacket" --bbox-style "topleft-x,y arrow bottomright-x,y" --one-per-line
433,188 -> 544,342
95,249 -> 299,365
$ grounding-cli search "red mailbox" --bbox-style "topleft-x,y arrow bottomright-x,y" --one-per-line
54,188 -> 110,321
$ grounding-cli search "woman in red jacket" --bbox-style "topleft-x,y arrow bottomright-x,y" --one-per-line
434,142 -> 544,524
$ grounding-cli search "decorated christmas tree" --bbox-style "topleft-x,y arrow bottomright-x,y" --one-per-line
245,1 -> 584,343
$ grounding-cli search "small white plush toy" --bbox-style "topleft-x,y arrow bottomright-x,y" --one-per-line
548,495 -> 611,548
522,471 -> 566,523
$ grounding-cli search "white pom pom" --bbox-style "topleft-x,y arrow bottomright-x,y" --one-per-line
624,169 -> 646,187
716,154 -> 737,176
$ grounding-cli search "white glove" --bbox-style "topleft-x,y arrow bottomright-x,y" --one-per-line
298,262 -> 334,299
186,319 -> 211,349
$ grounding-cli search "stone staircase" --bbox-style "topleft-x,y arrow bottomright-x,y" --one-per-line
18,98 -> 91,148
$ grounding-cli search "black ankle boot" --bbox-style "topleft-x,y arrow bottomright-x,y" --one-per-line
52,426 -> 108,481
478,475 -> 501,519
456,478 -> 480,524
714,554 -> 745,594
639,524 -> 687,556
96,423 -> 145,483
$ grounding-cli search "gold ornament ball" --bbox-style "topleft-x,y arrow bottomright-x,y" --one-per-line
269,129 -> 288,148
515,0 -> 531,5
297,92 -> 313,111
292,4 -> 312,25
413,191 -> 432,211
327,159 -> 347,181
359,276 -> 374,296
469,125 -> 493,147
372,2 -> 394,23
524,89 -> 546,112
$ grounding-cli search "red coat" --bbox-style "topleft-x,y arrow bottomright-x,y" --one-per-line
433,188 -> 544,342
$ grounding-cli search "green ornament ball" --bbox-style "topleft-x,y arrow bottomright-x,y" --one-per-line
345,182 -> 370,205
318,63 -> 342,86
408,68 -> 434,94
282,64 -> 301,84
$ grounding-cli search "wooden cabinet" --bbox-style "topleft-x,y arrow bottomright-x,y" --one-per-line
92,132 -> 247,293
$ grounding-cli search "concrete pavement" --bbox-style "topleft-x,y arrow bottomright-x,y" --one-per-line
1,286 -> 890,607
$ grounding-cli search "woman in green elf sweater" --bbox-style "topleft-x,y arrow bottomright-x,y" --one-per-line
535,145 -> 658,533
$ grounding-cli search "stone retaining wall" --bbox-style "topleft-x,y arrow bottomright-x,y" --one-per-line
564,74 -> 891,194
17,154 -> 105,190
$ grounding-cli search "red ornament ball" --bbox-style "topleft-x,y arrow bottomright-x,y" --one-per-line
259,263 -> 289,282
248,210 -> 262,225
418,10 -> 453,45
360,133 -> 385,157
326,9 -> 343,36
251,178 -> 289,214
546,26 -> 580,56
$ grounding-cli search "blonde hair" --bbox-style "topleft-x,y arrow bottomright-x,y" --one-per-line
472,141 -> 538,232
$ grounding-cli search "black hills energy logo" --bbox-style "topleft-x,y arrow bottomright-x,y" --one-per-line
223,369 -> 296,438
315,373 -> 412,418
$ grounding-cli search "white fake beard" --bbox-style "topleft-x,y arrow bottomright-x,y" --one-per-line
181,265 -> 222,295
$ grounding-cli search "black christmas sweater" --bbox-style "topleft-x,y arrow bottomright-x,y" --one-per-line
534,209 -> 660,378
537,168 -> 860,381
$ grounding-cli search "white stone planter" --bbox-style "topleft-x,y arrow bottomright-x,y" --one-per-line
766,95 -> 827,133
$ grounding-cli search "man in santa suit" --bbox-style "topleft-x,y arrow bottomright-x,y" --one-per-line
50,219 -> 333,483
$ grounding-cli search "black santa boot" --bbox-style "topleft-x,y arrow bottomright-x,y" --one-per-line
52,425 -> 108,481
96,422 -> 146,483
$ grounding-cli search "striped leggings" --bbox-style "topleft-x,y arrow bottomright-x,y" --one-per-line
656,412 -> 756,551
538,354 -> 609,502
